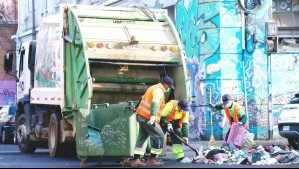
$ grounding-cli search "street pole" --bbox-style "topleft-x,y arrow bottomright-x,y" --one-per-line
32,0 -> 36,40
267,53 -> 273,140
241,10 -> 249,119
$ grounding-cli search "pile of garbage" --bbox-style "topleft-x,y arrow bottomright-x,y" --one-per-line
191,142 -> 299,165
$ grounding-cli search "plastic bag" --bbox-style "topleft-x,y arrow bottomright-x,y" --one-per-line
244,130 -> 255,142
227,123 -> 246,148
243,130 -> 256,149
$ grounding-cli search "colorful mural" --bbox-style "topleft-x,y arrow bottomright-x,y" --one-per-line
0,80 -> 16,106
173,0 -> 299,140
34,22 -> 61,88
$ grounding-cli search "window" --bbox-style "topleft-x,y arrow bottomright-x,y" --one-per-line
8,106 -> 17,116
19,49 -> 25,77
0,107 -> 8,122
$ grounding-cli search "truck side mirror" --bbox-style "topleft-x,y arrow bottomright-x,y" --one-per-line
4,52 -> 13,72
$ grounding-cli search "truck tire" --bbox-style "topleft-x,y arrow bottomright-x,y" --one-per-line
16,114 -> 37,153
288,137 -> 299,150
48,113 -> 63,157
2,130 -> 8,144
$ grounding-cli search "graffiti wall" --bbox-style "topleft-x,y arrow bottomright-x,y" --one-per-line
0,80 -> 16,106
173,0 -> 294,140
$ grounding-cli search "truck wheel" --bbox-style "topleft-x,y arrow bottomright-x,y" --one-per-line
13,132 -> 17,145
2,130 -> 8,144
288,137 -> 299,150
48,113 -> 63,157
16,114 -> 37,153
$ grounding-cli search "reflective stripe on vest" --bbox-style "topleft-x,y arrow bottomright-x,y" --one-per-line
166,100 -> 185,128
224,103 -> 240,124
136,84 -> 165,122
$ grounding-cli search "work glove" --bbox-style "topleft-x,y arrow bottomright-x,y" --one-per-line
209,104 -> 215,108
167,123 -> 173,132
182,137 -> 189,144
147,116 -> 156,125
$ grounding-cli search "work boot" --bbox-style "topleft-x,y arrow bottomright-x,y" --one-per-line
131,159 -> 147,167
146,157 -> 164,167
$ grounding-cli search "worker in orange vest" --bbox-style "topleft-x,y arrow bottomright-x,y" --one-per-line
209,94 -> 248,141
160,99 -> 193,163
131,76 -> 175,167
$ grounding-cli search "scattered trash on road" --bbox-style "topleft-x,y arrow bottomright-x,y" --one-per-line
188,142 -> 299,165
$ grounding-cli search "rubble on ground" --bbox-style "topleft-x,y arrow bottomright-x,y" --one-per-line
190,141 -> 299,165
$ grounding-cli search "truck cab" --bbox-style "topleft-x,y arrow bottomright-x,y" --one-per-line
16,41 -> 36,104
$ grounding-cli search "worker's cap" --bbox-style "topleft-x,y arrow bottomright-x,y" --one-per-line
161,76 -> 175,89
222,94 -> 232,105
178,99 -> 190,112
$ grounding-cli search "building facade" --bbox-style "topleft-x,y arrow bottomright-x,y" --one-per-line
0,0 -> 18,106
14,0 -> 299,140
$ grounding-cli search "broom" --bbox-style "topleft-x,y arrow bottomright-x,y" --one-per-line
208,87 -> 217,148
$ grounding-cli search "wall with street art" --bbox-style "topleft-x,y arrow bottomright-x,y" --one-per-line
174,0 -> 299,140
0,80 -> 16,106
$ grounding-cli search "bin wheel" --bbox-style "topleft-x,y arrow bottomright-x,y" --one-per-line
80,160 -> 86,167
121,158 -> 130,167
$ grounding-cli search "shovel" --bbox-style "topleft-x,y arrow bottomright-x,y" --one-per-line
169,130 -> 200,159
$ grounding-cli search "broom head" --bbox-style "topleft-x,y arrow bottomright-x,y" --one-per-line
208,135 -> 218,148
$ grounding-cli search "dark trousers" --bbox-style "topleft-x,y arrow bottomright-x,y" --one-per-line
134,121 -> 164,155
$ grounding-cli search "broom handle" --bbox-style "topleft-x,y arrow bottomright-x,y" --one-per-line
209,87 -> 213,136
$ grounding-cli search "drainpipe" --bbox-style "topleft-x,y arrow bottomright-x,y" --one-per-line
32,0 -> 36,40
15,0 -> 18,20
241,10 -> 249,120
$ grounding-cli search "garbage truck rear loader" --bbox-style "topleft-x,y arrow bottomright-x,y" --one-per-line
4,4 -> 190,163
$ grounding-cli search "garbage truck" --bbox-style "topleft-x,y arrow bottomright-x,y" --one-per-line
4,4 -> 190,164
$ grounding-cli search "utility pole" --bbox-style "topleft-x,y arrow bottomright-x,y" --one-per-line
267,53 -> 273,140
32,0 -> 36,40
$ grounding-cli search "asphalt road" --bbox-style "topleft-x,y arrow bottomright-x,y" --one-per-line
1,140 -> 299,168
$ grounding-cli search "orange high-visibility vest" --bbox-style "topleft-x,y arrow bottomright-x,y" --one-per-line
224,103 -> 241,124
136,83 -> 165,122
166,100 -> 185,128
